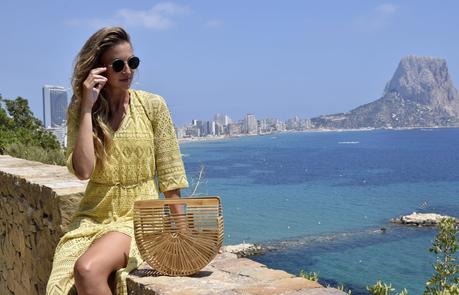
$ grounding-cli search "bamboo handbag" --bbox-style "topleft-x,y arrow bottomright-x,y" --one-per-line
133,196 -> 224,276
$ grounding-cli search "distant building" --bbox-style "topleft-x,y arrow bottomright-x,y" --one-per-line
259,119 -> 269,132
209,121 -> 216,135
286,116 -> 301,130
46,126 -> 67,148
244,113 -> 257,134
275,120 -> 286,131
186,125 -> 200,137
214,113 -> 232,126
304,118 -> 312,129
176,127 -> 186,139
227,122 -> 243,136
214,122 -> 225,135
42,85 -> 70,128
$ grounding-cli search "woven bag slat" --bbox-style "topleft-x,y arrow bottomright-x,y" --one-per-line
134,196 -> 224,276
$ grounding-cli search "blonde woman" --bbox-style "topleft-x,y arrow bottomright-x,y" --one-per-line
46,27 -> 189,294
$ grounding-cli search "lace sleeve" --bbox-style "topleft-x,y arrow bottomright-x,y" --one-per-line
153,95 -> 189,192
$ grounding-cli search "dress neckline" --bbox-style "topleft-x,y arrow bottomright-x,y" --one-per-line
109,89 -> 133,135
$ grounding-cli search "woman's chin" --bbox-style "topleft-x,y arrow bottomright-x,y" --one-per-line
108,83 -> 131,91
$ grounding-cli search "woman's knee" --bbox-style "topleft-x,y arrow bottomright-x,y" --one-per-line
74,232 -> 131,281
74,256 -> 99,281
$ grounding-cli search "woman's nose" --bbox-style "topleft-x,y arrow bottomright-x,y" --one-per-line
123,62 -> 132,75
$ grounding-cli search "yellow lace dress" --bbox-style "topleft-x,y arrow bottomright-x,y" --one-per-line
46,89 -> 189,294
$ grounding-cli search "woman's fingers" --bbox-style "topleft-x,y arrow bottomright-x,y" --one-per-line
92,74 -> 107,80
81,67 -> 108,106
86,76 -> 107,91
95,79 -> 107,91
84,68 -> 107,88
93,77 -> 107,85
90,67 -> 107,75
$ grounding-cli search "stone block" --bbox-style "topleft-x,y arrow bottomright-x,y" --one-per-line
0,155 -> 84,295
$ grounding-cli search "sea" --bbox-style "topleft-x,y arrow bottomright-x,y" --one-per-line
178,128 -> 459,294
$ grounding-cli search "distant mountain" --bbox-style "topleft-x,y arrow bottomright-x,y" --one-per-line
311,55 -> 459,129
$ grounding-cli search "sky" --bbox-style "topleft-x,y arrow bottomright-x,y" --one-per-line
1,0 -> 459,126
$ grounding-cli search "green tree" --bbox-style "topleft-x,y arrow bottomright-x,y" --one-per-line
0,95 -> 64,164
424,217 -> 459,295
367,281 -> 408,295
4,96 -> 42,129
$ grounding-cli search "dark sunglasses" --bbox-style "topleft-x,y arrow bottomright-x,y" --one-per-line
109,56 -> 140,72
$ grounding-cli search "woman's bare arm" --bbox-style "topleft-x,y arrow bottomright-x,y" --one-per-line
164,189 -> 188,230
72,67 -> 107,180
72,107 -> 96,180
164,189 -> 184,213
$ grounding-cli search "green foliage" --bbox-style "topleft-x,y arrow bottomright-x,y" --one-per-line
336,284 -> 353,294
298,270 -> 319,282
367,281 -> 408,295
0,95 -> 64,164
424,217 -> 459,295
5,142 -> 65,166
4,96 -> 42,129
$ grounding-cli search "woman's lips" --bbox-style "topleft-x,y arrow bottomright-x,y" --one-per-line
120,78 -> 131,82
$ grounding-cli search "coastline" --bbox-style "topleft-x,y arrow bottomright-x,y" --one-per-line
178,126 -> 459,145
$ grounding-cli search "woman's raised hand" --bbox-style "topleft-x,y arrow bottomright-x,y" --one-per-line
81,67 -> 108,111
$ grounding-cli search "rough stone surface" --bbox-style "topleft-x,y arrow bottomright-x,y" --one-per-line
222,243 -> 263,257
391,212 -> 459,226
0,155 -> 86,295
126,253 -> 347,295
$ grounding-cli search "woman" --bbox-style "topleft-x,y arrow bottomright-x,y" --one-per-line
46,27 -> 189,294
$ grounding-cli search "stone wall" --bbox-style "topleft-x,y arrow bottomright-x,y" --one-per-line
0,154 -> 346,295
127,253 -> 347,294
0,155 -> 86,295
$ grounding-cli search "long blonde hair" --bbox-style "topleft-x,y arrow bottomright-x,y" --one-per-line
68,27 -> 131,168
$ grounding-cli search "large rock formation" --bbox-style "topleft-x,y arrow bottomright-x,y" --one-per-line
311,55 -> 459,129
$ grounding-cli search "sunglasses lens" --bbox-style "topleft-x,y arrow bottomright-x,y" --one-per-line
128,56 -> 140,70
112,59 -> 125,72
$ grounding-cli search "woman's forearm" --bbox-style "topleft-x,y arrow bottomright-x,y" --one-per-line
164,189 -> 184,214
164,189 -> 187,230
72,108 -> 96,180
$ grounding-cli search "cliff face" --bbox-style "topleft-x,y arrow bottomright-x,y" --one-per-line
311,55 -> 459,129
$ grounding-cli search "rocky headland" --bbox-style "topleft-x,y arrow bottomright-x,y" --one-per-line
311,55 -> 459,129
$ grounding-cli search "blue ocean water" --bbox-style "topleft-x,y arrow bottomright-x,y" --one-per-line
179,128 -> 459,294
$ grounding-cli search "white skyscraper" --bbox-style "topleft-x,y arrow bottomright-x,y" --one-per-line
43,85 -> 70,147
214,113 -> 232,126
244,113 -> 257,134
42,85 -> 70,128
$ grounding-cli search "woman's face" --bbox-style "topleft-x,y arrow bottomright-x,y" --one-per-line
100,41 -> 135,91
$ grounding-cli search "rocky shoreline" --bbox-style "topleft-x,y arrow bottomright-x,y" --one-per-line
222,243 -> 263,257
390,212 -> 459,227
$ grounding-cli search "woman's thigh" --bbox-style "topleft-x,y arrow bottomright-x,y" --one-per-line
76,231 -> 132,275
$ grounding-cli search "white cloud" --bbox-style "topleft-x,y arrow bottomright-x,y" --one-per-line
205,19 -> 223,28
354,3 -> 398,31
66,2 -> 191,30
376,3 -> 397,15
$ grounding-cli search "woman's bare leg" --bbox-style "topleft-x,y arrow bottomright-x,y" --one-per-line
74,231 -> 131,295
